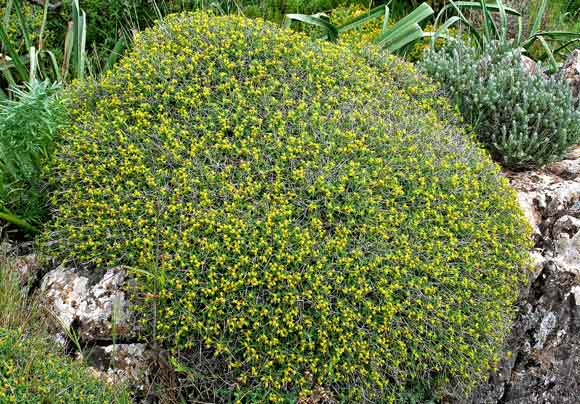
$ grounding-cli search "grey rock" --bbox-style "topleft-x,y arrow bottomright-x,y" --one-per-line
545,158 -> 580,180
554,230 -> 580,274
555,49 -> 580,109
40,265 -> 137,341
521,54 -> 546,78
467,159 -> 580,403
12,254 -> 41,285
86,343 -> 150,386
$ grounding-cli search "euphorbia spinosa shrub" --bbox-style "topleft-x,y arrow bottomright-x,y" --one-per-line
45,12 -> 531,403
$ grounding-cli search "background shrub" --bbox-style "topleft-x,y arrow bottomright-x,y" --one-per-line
422,41 -> 580,169
0,80 -> 63,233
46,12 -> 531,403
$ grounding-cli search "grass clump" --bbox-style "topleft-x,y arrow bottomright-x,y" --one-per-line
422,40 -> 580,169
46,12 -> 531,403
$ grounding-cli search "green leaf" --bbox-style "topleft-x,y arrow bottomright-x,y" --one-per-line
0,24 -> 28,81
437,1 -> 521,16
529,0 -> 547,38
430,15 -> 461,46
13,0 -> 31,51
374,3 -> 434,47
104,37 -> 126,72
496,0 -> 508,42
386,23 -> 425,52
536,35 -> 558,72
0,209 -> 39,233
336,4 -> 385,33
552,38 -> 580,56
284,13 -> 339,41
436,1 -> 483,48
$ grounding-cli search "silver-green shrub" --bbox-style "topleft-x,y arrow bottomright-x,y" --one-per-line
422,41 -> 580,169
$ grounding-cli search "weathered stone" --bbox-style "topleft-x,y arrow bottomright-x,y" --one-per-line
555,49 -> 580,108
521,54 -> 546,78
545,158 -> 580,179
516,191 -> 542,237
40,265 -> 137,341
12,254 -> 41,285
86,343 -> 150,386
553,230 -> 580,274
466,155 -> 580,403
553,215 -> 580,239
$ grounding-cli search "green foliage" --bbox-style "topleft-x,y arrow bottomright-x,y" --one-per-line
46,12 -> 531,402
0,0 -> 90,92
433,0 -> 580,70
0,259 -> 130,404
284,2 -> 435,53
0,80 -> 63,233
52,0 -> 361,58
422,40 -> 580,169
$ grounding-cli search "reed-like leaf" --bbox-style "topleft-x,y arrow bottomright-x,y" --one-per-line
374,3 -> 434,47
284,13 -> 339,41
336,4 -> 385,33
0,25 -> 28,81
536,35 -> 558,71
386,23 -> 425,52
529,0 -> 547,38
437,1 -> 521,17
430,15 -> 461,46
13,0 -> 31,51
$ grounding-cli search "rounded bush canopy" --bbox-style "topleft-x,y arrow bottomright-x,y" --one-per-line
47,12 -> 530,403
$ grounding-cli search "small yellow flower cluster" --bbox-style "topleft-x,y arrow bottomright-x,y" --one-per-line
44,12 -> 531,403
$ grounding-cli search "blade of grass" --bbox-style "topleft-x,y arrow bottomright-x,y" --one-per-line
38,0 -> 50,50
39,49 -> 61,81
496,0 -> 507,42
436,0 -> 483,48
536,35 -> 558,71
529,0 -> 547,38
382,5 -> 390,32
0,209 -> 39,234
0,25 -> 28,81
437,1 -> 521,16
29,46 -> 36,82
13,0 -> 31,51
552,38 -> 580,56
2,0 -> 14,30
62,20 -> 73,81
104,37 -> 126,71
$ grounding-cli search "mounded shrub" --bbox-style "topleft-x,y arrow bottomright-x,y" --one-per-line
46,12 -> 531,403
422,41 -> 580,169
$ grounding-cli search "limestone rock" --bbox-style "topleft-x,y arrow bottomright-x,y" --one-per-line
555,49 -> 580,108
467,155 -> 580,403
40,265 -> 137,341
87,343 -> 150,386
553,230 -> 580,274
12,254 -> 41,285
521,54 -> 545,78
